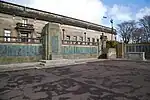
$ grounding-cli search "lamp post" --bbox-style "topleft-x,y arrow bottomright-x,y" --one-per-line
110,19 -> 113,31
103,16 -> 114,40
110,19 -> 114,40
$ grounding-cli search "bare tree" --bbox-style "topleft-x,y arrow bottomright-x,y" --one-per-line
139,15 -> 150,42
117,20 -> 136,44
132,28 -> 144,43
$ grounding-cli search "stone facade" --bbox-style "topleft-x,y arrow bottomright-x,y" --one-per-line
60,25 -> 115,42
0,13 -> 48,41
0,13 -> 115,43
0,1 -> 117,63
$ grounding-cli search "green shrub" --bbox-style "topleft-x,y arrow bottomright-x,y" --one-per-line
106,41 -> 118,48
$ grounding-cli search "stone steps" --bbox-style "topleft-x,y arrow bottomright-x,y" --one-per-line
39,58 -> 100,67
39,59 -> 76,67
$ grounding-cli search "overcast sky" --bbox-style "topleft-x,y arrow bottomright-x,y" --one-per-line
2,0 -> 150,28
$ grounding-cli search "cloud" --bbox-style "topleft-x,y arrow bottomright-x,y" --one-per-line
28,0 -> 107,25
6,0 -> 140,27
3,0 -> 32,5
107,4 -> 132,21
136,7 -> 150,19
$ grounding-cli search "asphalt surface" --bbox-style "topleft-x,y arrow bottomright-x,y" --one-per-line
0,60 -> 150,100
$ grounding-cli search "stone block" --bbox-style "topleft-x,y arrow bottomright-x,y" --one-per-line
107,48 -> 116,59
125,52 -> 146,61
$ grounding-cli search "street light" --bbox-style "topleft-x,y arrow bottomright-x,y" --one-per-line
103,16 -> 114,40
110,19 -> 113,32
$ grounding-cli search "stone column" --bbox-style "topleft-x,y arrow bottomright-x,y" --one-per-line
42,24 -> 49,60
111,34 -> 113,40
42,23 -> 62,60
47,25 -> 51,60
124,43 -> 126,58
100,33 -> 107,53
18,31 -> 21,42
99,33 -> 107,58
97,40 -> 101,56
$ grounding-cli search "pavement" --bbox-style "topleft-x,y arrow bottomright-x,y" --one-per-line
0,60 -> 150,100
0,58 -> 108,72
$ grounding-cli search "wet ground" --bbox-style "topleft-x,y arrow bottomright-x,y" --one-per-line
0,60 -> 150,100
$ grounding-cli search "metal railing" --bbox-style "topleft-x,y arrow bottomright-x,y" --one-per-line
126,44 -> 150,52
62,40 -> 98,46
16,23 -> 34,31
0,36 -> 41,43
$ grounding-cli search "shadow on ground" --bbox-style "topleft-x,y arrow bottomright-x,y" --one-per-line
0,60 -> 150,100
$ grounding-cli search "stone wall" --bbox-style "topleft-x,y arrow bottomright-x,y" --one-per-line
42,23 -> 102,60
0,43 -> 42,64
125,52 -> 145,61
0,12 -> 116,63
126,44 -> 150,59
116,43 -> 125,58
62,45 -> 98,59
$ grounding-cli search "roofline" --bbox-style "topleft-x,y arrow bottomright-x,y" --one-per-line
0,1 -> 116,34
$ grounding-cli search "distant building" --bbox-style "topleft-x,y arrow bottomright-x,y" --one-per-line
0,1 -> 117,64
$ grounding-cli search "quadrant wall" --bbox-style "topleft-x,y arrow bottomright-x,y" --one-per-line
0,43 -> 42,64
62,45 -> 98,59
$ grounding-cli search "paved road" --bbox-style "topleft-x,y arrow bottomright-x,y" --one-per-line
0,60 -> 150,100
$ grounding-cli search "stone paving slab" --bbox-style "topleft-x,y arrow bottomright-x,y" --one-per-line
0,60 -> 150,100
0,58 -> 108,72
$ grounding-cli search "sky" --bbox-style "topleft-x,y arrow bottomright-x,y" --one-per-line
2,0 -> 150,28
